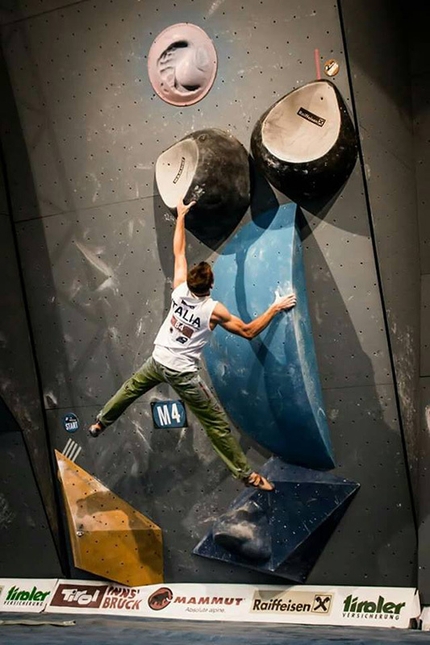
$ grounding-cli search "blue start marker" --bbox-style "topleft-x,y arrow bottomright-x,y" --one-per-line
62,413 -> 79,433
151,400 -> 187,429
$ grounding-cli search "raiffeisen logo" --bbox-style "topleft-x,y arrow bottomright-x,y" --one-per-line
5,586 -> 50,606
252,591 -> 333,615
343,595 -> 406,621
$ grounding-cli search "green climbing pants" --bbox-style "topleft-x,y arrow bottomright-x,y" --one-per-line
97,356 -> 252,480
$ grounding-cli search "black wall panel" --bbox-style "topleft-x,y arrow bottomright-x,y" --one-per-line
0,43 -> 63,576
0,397 -> 61,577
409,2 -> 430,604
339,0 -> 421,504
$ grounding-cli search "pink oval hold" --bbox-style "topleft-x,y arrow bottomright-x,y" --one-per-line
147,23 -> 218,107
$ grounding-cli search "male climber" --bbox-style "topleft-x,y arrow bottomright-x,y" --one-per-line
89,198 -> 297,491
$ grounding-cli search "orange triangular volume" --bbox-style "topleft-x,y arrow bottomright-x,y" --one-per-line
55,450 -> 163,587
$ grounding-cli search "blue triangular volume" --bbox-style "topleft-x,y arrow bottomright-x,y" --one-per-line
204,204 -> 335,470
194,459 -> 359,582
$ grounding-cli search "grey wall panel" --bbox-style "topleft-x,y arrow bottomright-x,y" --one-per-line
418,377 -> 430,601
412,73 -> 430,276
301,173 -> 393,391
421,275 -> 430,377
1,0 -> 349,219
311,382 -> 416,586
338,0 -> 414,167
46,407 -> 280,585
302,206 -> 416,585
15,187 -> 395,409
1,0 -> 416,586
44,380 -> 415,586
363,136 -> 421,482
16,185 -> 416,583
0,1 -> 84,25
340,0 -> 421,501
14,195 -> 210,409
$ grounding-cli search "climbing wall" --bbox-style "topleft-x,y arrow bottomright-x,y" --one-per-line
0,0 -> 416,586
408,1 -> 430,604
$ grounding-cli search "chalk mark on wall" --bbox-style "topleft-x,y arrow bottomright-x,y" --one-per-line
61,438 -> 82,463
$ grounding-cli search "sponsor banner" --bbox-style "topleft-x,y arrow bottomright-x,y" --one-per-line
47,581 -> 253,619
0,579 -> 56,613
420,606 -> 430,630
251,586 -> 420,629
45,581 -> 420,628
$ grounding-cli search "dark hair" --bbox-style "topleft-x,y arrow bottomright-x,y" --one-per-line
187,262 -> 214,295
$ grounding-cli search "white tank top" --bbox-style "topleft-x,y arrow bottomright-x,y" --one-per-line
153,282 -> 218,372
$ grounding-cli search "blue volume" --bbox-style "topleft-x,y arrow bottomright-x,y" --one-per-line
204,203 -> 335,470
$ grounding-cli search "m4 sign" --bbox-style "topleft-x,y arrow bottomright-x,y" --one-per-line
151,400 -> 187,429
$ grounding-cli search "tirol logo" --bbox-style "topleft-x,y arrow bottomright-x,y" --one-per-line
4,586 -> 51,606
148,587 -> 173,610
51,584 -> 143,612
50,584 -> 109,609
252,591 -> 333,615
343,595 -> 406,621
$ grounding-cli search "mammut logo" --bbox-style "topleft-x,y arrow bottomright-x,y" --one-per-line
148,587 -> 173,611
174,596 -> 244,606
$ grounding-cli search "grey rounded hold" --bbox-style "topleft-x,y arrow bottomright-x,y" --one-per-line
251,80 -> 358,203
156,129 -> 250,247
148,23 -> 217,107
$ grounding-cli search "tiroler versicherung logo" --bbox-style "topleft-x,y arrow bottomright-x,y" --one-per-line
4,586 -> 51,607
342,594 -> 406,621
